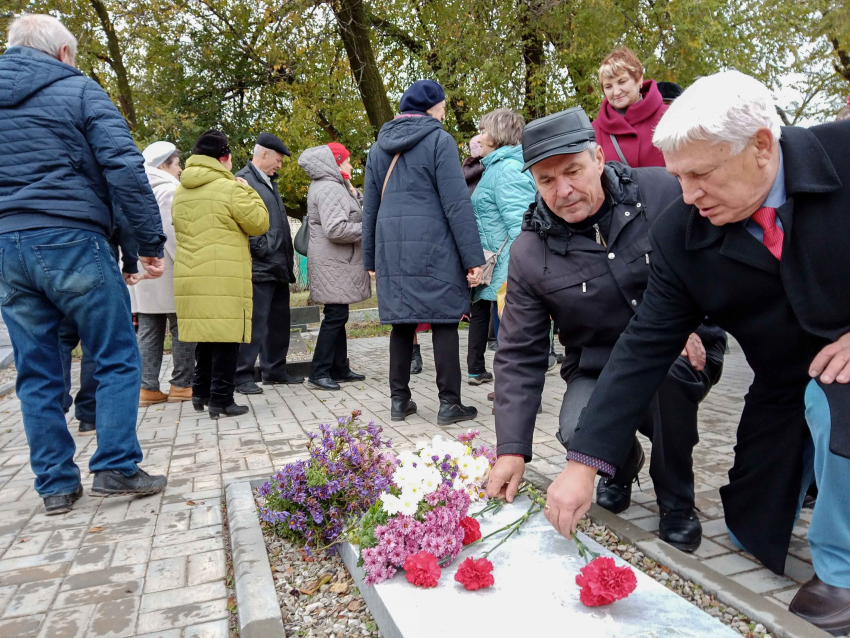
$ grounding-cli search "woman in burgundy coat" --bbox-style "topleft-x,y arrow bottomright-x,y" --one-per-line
592,47 -> 668,168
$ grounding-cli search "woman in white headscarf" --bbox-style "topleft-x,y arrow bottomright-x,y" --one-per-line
132,141 -> 196,407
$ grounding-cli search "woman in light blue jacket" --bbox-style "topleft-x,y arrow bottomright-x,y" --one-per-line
467,109 -> 537,385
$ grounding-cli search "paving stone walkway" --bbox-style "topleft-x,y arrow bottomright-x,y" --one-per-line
0,333 -> 823,637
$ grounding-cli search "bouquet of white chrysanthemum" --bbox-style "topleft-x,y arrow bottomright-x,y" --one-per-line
381,430 -> 494,517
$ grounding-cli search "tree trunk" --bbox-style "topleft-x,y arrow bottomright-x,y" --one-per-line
89,0 -> 137,130
520,1 -> 546,120
331,0 -> 394,137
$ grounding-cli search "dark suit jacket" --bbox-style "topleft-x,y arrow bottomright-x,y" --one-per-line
570,123 -> 850,575
236,162 -> 295,284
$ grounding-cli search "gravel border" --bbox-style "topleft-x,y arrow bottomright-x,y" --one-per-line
522,467 -> 831,638
225,481 -> 286,637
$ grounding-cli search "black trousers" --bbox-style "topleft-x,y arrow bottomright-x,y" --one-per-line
235,281 -> 291,385
558,346 -> 724,510
390,323 -> 462,404
311,304 -> 349,380
193,342 -> 240,408
467,298 -> 491,374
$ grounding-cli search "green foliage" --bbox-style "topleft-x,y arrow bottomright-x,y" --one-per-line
2,0 -> 848,210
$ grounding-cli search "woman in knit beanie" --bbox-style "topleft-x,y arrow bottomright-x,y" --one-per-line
362,80 -> 486,426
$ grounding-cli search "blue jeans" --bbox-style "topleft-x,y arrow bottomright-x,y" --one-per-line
0,229 -> 143,496
729,380 -> 850,588
804,380 -> 850,588
59,318 -> 97,424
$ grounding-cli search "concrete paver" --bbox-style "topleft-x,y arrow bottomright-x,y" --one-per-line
0,334 -> 823,635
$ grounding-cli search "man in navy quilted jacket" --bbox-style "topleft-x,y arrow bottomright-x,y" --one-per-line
0,15 -> 169,514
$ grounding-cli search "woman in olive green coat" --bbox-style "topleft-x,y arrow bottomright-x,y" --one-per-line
172,130 -> 269,419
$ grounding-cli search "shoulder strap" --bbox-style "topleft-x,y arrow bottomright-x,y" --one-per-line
609,134 -> 630,167
495,235 -> 510,257
381,153 -> 401,200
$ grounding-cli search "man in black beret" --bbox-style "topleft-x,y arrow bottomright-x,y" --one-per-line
485,107 -> 726,554
234,132 -> 302,393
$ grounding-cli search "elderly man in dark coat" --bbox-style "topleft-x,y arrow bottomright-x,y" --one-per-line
234,132 -> 302,394
362,80 -> 485,426
542,71 -> 850,635
485,107 -> 726,553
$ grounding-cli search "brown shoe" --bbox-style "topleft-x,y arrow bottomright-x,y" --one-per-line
167,386 -> 193,402
789,575 -> 850,636
139,389 -> 168,407
487,392 -> 495,401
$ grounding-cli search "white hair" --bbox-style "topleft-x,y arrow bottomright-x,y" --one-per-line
652,70 -> 782,155
8,14 -> 77,62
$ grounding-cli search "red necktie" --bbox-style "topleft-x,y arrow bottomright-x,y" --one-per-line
752,206 -> 783,260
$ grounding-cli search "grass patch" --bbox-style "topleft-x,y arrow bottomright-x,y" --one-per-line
346,321 -> 392,339
290,282 -> 379,311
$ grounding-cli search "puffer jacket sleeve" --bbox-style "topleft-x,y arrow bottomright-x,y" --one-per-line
361,153 -> 379,271
494,161 -> 536,240
493,242 -> 552,460
231,182 -> 270,236
318,184 -> 362,244
80,82 -> 166,257
434,133 -> 485,270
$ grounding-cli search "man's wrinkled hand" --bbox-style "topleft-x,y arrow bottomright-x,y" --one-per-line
681,332 -> 706,371
235,176 -> 250,186
368,270 -> 376,279
810,331 -> 850,384
139,256 -> 164,279
544,461 -> 597,538
485,456 -> 525,502
123,272 -> 143,285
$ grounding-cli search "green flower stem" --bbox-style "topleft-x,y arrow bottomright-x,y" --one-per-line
483,501 -> 543,559
571,532 -> 599,564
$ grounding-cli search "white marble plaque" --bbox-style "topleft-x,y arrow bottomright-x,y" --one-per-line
340,496 -> 739,638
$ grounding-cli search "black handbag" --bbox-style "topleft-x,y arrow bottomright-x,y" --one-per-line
293,217 -> 309,256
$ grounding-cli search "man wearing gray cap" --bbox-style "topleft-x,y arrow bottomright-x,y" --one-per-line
485,107 -> 726,552
234,132 -> 303,394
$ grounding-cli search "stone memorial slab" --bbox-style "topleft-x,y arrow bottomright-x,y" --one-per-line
340,496 -> 739,638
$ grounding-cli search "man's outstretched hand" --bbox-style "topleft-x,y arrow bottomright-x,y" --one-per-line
544,461 -> 598,538
485,456 -> 525,502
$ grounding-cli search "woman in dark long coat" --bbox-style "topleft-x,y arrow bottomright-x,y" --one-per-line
362,80 -> 485,426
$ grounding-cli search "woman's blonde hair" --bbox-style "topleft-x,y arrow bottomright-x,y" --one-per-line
478,108 -> 525,148
598,47 -> 644,84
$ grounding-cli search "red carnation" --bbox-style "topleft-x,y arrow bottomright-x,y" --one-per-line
460,517 -> 482,545
455,557 -> 495,591
404,551 -> 441,588
575,557 -> 637,606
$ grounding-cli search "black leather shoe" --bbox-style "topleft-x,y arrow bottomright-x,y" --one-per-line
410,345 -> 423,375
209,403 -> 250,419
192,396 -> 208,413
659,506 -> 702,552
802,483 -> 818,509
468,371 -> 493,386
236,381 -> 264,395
78,420 -> 96,434
333,370 -> 366,383
437,402 -> 478,426
596,442 -> 645,514
307,377 -> 340,391
91,468 -> 167,497
391,398 -> 417,421
263,372 -> 305,385
44,484 -> 83,516
789,576 -> 850,636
